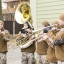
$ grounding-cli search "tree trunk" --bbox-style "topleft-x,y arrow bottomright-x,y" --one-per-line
0,0 -> 2,20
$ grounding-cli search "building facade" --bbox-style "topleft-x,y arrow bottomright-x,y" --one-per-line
2,0 -> 64,33
2,0 -> 29,34
31,0 -> 64,29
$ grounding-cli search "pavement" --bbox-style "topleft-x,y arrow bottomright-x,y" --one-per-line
7,48 -> 21,64
7,37 -> 21,64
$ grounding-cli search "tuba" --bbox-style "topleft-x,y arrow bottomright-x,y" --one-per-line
12,2 -> 34,49
14,2 -> 59,49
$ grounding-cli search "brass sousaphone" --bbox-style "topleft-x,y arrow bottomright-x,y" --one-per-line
13,2 -> 34,49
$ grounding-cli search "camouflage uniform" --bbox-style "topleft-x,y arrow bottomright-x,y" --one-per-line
49,62 -> 57,64
54,13 -> 64,64
35,21 -> 50,64
35,53 -> 47,64
0,53 -> 7,64
21,52 -> 34,64
0,20 -> 10,64
58,60 -> 64,64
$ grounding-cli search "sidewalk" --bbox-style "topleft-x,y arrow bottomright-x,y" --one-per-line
7,48 -> 21,64
7,37 -> 21,64
7,61 -> 21,64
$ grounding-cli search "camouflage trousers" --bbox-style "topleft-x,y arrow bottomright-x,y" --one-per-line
49,62 -> 57,64
35,52 -> 57,64
21,52 -> 35,64
0,52 -> 6,64
35,52 -> 47,64
58,60 -> 64,64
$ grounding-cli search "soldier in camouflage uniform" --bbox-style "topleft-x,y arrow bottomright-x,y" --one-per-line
17,22 -> 35,64
0,20 -> 10,64
40,20 -> 59,64
54,13 -> 64,64
35,21 -> 51,64
42,13 -> 64,64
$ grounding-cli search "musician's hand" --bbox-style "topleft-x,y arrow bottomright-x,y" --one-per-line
22,34 -> 27,37
41,33 -> 48,40
0,32 -> 4,38
25,29 -> 32,33
0,30 -> 5,35
0,30 -> 2,34
0,30 -> 1,33
52,27 -> 60,33
52,27 -> 57,30
31,35 -> 36,39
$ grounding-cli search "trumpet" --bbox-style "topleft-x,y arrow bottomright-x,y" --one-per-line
10,23 -> 59,49
13,2 -> 60,49
32,23 -> 58,34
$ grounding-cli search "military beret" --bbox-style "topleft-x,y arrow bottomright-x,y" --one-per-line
52,21 -> 58,25
59,13 -> 64,21
42,21 -> 49,27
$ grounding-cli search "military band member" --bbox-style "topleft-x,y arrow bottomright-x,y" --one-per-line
54,13 -> 64,64
45,30 -> 58,64
46,14 -> 64,64
0,20 -> 10,64
16,22 -> 35,64
35,21 -> 51,64
42,13 -> 64,64
41,21 -> 59,64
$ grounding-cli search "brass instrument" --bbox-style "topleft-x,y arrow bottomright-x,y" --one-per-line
16,34 -> 32,46
10,23 -> 59,49
32,24 -> 58,34
10,34 -> 34,49
11,2 -> 34,49
13,2 -> 59,49
15,2 -> 33,24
